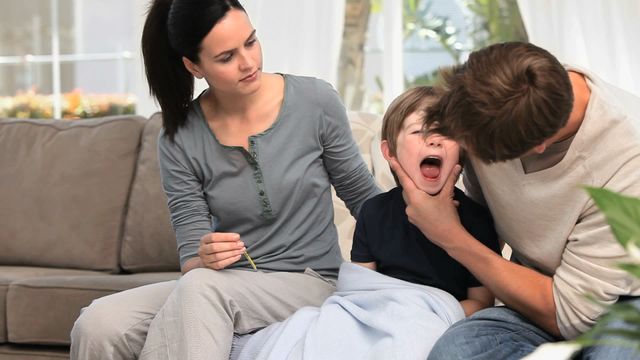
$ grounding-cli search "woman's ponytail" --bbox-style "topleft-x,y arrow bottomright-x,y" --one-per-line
142,0 -> 194,142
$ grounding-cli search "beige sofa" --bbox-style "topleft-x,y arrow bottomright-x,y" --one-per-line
0,111 -> 393,359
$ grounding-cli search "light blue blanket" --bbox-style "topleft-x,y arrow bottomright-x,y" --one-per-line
237,262 -> 465,360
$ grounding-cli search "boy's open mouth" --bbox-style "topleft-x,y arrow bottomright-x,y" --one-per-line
420,156 -> 442,180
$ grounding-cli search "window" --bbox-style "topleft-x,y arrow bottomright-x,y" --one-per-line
0,0 -> 136,119
339,0 -> 527,113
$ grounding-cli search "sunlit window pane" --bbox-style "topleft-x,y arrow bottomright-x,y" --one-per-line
0,0 -> 136,119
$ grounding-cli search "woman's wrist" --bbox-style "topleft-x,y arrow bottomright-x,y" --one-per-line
181,256 -> 204,274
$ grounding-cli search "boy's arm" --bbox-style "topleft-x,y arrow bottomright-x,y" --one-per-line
460,286 -> 494,317
350,195 -> 379,269
352,261 -> 377,271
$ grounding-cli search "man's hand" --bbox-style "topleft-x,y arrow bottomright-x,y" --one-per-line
388,158 -> 464,250
198,232 -> 247,270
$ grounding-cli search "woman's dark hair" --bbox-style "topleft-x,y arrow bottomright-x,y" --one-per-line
142,0 -> 246,141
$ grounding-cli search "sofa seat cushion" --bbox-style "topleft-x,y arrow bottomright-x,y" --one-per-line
0,116 -> 147,272
0,344 -> 69,360
0,267 -> 104,343
5,271 -> 180,346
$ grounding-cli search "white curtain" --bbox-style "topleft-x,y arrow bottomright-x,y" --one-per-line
517,0 -> 640,97
242,0 -> 345,87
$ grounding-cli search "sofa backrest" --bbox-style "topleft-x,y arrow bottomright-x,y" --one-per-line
0,111 -> 392,271
120,113 -> 180,272
334,112 -> 395,260
0,115 -> 147,272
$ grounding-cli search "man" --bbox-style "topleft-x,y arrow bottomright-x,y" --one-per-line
390,42 -> 640,359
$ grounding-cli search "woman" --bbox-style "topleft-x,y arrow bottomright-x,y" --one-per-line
70,0 -> 379,359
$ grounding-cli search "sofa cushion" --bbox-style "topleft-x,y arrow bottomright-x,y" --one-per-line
0,267 -> 105,343
0,116 -> 147,272
5,271 -> 180,345
0,345 -> 69,360
120,113 -> 180,272
335,112 -> 384,260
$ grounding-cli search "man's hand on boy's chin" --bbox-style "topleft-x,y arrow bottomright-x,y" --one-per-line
388,158 -> 464,248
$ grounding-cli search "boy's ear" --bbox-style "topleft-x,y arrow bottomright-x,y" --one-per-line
381,140 -> 393,161
182,57 -> 204,79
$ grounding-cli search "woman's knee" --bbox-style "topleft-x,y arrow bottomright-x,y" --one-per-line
71,296 -> 155,359
177,268 -> 236,296
71,281 -> 175,359
72,297 -> 133,341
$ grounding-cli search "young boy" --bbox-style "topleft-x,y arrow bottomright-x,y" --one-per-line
234,87 -> 501,360
351,86 -> 500,316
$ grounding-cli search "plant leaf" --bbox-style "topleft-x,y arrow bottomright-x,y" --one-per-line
584,187 -> 640,247
619,263 -> 640,279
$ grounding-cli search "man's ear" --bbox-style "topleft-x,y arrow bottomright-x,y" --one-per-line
182,57 -> 204,79
381,140 -> 393,161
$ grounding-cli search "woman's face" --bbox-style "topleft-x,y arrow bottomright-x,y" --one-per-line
191,9 -> 263,96
394,111 -> 460,195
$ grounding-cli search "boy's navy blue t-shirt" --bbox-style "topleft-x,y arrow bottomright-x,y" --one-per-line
350,186 -> 499,301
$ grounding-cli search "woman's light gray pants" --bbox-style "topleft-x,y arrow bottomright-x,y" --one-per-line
70,268 -> 335,360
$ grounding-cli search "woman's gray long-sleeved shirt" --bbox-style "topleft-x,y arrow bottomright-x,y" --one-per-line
158,74 -> 381,277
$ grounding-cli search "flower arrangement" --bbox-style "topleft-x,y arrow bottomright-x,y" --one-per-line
0,89 -> 135,119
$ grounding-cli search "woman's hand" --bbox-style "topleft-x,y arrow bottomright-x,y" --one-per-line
388,158 -> 464,251
198,232 -> 247,270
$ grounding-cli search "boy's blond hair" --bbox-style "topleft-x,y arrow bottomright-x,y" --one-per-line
382,86 -> 465,187
381,86 -> 436,156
